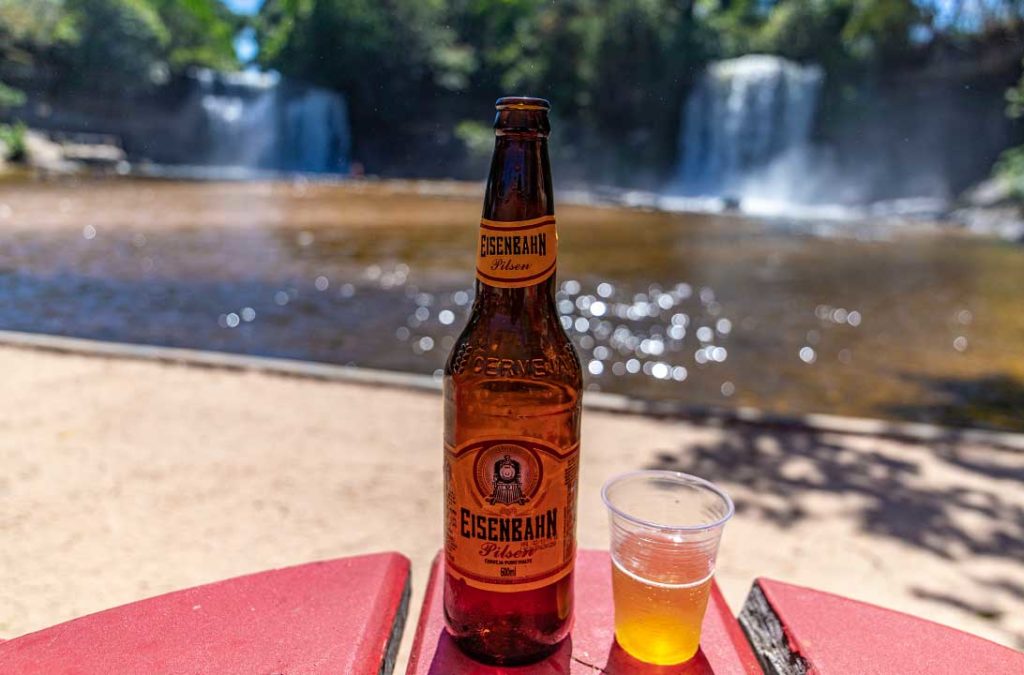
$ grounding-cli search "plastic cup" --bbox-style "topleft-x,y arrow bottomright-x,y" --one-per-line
601,470 -> 734,665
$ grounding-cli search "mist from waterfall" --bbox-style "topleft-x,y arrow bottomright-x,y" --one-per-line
189,68 -> 351,175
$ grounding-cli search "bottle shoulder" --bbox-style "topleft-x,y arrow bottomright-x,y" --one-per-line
444,309 -> 582,388
443,321 -> 582,445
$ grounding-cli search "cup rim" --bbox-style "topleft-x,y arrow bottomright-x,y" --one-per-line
601,469 -> 735,532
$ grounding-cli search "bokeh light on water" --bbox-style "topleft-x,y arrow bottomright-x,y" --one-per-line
1,179 -> 1023,431
393,278 -> 733,396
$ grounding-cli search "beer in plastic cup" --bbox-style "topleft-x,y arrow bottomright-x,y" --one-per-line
602,470 -> 734,665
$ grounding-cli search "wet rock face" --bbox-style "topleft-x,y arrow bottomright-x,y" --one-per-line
23,131 -> 68,172
9,129 -> 126,176
60,141 -> 126,166
952,176 -> 1024,241
962,176 -> 1016,209
951,204 -> 1024,241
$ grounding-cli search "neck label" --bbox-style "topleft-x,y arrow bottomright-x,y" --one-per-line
476,216 -> 557,288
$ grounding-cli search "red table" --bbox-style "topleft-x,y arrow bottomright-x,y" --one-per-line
5,551 -> 1022,674
0,553 -> 410,675
407,550 -> 762,674
740,578 -> 1024,675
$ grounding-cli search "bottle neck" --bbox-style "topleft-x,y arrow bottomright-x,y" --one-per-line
476,132 -> 557,308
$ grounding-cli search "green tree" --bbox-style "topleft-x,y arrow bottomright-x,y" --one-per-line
259,0 -> 463,166
994,58 -> 1024,199
753,1 -> 853,66
0,0 -> 237,95
585,0 -> 710,177
150,0 -> 240,71
62,0 -> 170,90
704,0 -> 770,57
0,0 -> 78,85
444,0 -> 711,182
0,80 -> 26,161
841,0 -> 923,62
444,0 -> 544,94
713,0 -> 926,66
0,82 -> 25,108
0,0 -> 77,50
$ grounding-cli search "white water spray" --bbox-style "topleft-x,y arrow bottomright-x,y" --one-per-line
190,68 -> 350,174
675,55 -> 823,207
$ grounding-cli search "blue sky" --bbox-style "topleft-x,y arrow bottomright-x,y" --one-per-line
222,0 -> 264,16
222,0 -> 263,62
928,0 -> 967,28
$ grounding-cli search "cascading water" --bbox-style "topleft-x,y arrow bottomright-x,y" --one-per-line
675,55 -> 823,205
190,68 -> 350,174
280,87 -> 354,173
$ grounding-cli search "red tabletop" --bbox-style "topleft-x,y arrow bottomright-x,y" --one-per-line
407,550 -> 761,674
0,553 -> 410,675
743,578 -> 1024,675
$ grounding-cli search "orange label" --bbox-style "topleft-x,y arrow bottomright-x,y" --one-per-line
444,436 -> 579,592
476,216 -> 558,288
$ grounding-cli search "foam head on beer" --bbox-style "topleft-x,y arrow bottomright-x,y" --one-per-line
442,97 -> 583,665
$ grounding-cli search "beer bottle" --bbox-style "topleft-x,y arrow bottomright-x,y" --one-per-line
442,97 -> 583,664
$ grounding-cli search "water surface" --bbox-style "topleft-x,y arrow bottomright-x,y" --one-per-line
2,177 -> 1022,430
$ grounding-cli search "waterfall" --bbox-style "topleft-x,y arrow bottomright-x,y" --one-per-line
676,55 -> 823,202
278,87 -> 351,173
189,68 -> 350,174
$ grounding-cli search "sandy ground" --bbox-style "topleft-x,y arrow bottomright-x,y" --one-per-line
1,344 -> 1022,667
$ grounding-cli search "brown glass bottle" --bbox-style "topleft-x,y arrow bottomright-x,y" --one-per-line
442,97 -> 583,665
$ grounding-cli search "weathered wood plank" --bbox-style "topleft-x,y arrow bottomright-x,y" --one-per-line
743,577 -> 1024,675
738,582 -> 808,675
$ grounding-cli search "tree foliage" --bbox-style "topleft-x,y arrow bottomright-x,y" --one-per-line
995,57 -> 1024,197
258,0 -> 459,151
259,0 -> 715,177
0,120 -> 26,160
2,0 -> 1020,180
63,0 -> 171,89
0,81 -> 26,108
150,0 -> 239,71
255,0 -> 954,177
0,0 -> 238,94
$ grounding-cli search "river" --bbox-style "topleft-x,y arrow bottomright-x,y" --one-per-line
2,177 -> 1022,430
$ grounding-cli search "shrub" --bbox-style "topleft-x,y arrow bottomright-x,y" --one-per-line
0,81 -> 25,109
0,120 -> 26,161
994,146 -> 1024,201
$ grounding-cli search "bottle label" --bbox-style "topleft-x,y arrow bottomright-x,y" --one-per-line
445,436 -> 579,592
476,216 -> 558,288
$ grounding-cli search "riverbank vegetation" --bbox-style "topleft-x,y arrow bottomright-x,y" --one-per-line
254,0 -> 1024,181
995,60 -> 1024,199
2,1 -> 1023,185
0,0 -> 238,96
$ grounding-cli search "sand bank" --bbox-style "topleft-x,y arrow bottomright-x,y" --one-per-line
0,342 -> 1021,665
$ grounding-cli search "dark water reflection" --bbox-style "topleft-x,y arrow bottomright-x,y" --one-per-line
2,178 -> 1023,431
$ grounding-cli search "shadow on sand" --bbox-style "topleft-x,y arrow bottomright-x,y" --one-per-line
888,373 -> 1024,433
642,412 -> 1024,645
646,420 -> 1023,559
